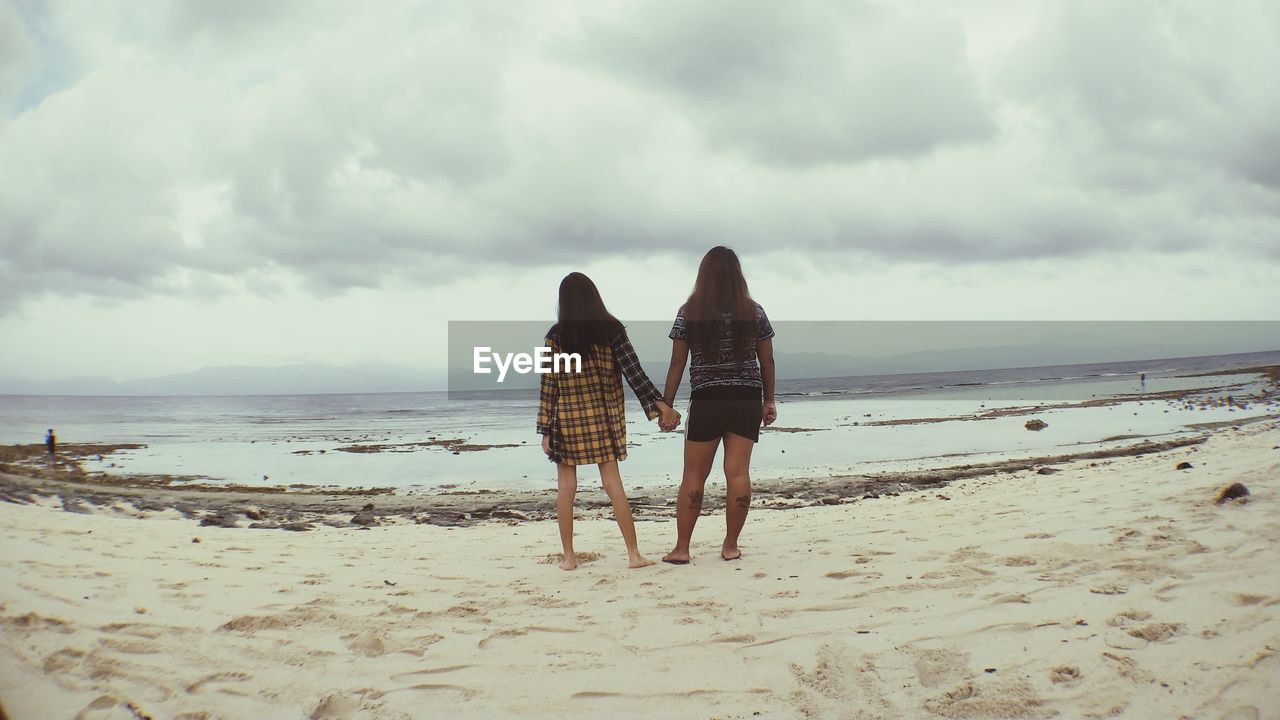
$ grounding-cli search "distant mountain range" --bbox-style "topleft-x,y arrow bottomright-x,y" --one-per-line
448,343 -> 1280,392
0,364 -> 445,396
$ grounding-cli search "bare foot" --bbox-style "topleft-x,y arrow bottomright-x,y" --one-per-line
721,546 -> 742,561
662,550 -> 691,565
559,555 -> 578,571
629,555 -> 656,569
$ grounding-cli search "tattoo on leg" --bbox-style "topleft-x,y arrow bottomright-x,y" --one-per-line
687,488 -> 704,510
735,494 -> 751,509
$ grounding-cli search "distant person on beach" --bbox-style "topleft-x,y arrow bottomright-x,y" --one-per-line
661,246 -> 776,564
45,428 -> 56,458
1140,372 -> 1146,390
538,272 -> 681,571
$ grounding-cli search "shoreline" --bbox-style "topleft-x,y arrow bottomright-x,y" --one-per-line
0,364 -> 1273,531
0,431 -> 1232,530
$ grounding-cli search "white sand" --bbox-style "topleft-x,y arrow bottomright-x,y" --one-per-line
1,422 -> 1277,720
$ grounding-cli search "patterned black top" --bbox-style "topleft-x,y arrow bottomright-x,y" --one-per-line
669,303 -> 775,392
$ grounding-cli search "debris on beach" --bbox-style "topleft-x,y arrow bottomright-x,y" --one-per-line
1025,419 -> 1048,431
199,513 -> 239,528
334,437 -> 520,454
1176,461 -> 1193,470
351,512 -> 379,526
1215,483 -> 1250,505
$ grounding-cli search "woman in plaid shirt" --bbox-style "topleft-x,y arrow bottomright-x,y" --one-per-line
538,273 -> 681,570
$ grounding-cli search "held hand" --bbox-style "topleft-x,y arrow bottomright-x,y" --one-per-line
762,401 -> 778,427
658,406 -> 682,432
541,434 -> 552,456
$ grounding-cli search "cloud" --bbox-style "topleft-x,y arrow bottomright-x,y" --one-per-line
0,0 -> 1276,317
0,3 -> 37,115
1004,0 -> 1280,256
572,0 -> 997,165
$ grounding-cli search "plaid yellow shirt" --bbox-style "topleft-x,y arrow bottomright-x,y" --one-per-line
537,330 -> 661,465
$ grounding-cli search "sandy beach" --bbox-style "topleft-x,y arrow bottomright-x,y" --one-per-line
0,418 -> 1276,719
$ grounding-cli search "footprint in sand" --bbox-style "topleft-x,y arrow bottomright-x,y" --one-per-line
186,672 -> 251,694
907,645 -> 970,689
1101,651 -> 1154,683
218,614 -> 294,632
477,626 -> 578,649
368,684 -> 478,701
1105,609 -> 1152,627
390,664 -> 475,683
1125,622 -> 1184,643
342,629 -> 388,657
540,552 -> 602,565
923,677 -> 1053,719
1049,665 -> 1082,686
789,644 -> 900,717
73,694 -> 154,720
309,691 -> 362,720
98,637 -> 163,655
39,644 -> 84,670
1112,528 -> 1141,543
3,611 -> 73,635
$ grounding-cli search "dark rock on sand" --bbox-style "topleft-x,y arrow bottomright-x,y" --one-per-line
245,521 -> 314,531
200,514 -> 239,528
1036,467 -> 1061,475
59,494 -> 94,514
1215,483 -> 1250,505
1176,462 -> 1193,470
351,512 -> 379,526
1025,420 -> 1048,431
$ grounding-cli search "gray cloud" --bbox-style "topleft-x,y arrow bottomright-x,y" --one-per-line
1004,0 -> 1280,256
573,0 -> 997,165
0,0 -> 1276,316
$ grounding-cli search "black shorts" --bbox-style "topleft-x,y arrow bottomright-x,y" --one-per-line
686,385 -> 763,443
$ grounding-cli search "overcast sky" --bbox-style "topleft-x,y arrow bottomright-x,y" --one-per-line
1,0 -> 1277,380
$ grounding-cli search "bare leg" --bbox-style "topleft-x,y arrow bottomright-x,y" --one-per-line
721,432 -> 755,560
662,438 -> 720,564
556,462 -> 578,570
598,461 -> 654,568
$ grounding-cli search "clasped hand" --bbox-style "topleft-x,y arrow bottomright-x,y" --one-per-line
658,404 -> 681,432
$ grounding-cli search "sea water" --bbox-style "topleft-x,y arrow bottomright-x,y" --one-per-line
1,353 -> 1275,492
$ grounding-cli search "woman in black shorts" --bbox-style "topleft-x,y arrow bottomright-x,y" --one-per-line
659,246 -> 776,563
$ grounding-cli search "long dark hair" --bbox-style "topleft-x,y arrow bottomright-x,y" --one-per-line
551,272 -> 624,360
685,246 -> 756,364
